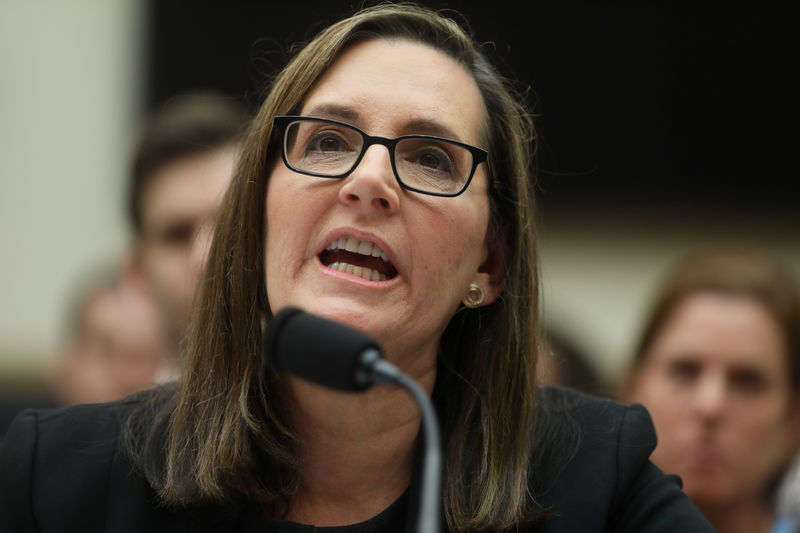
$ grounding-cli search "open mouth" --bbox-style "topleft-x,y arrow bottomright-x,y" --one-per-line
319,236 -> 398,282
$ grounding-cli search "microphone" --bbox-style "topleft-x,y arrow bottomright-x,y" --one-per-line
262,306 -> 391,391
262,307 -> 441,533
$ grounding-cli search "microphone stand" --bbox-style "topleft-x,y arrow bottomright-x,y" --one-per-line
358,350 -> 442,533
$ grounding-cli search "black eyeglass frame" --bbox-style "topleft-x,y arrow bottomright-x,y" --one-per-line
273,115 -> 488,197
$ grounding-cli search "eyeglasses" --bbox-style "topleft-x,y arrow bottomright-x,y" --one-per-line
273,116 -> 488,197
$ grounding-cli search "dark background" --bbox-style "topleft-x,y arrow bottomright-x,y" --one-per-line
145,1 -> 799,210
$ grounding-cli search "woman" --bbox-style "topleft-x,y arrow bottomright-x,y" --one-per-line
623,246 -> 800,533
0,4 -> 714,532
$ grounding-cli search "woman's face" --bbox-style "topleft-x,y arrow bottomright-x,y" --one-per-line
627,292 -> 800,508
264,39 -> 502,373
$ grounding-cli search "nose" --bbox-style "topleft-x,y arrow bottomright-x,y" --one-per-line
692,370 -> 728,425
338,145 -> 400,214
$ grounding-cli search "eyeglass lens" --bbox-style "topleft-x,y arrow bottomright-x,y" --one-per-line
283,119 -> 474,195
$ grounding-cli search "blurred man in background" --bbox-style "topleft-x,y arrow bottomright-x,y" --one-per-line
46,92 -> 250,406
126,92 -> 249,371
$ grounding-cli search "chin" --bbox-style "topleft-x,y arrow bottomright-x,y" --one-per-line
296,299 -> 379,332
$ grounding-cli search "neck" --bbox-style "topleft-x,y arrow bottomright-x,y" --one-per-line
282,360 -> 436,526
699,497 -> 774,533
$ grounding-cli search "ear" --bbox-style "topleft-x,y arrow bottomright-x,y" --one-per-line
471,226 -> 506,306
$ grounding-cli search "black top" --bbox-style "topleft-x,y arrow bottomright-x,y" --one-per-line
0,386 -> 716,532
239,494 -> 407,533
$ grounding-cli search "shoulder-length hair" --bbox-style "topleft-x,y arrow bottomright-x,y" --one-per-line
126,4 -> 541,531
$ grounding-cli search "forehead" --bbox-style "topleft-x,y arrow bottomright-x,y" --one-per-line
651,292 -> 788,372
300,38 -> 487,146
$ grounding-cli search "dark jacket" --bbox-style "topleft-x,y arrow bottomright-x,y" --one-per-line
0,387 -> 715,532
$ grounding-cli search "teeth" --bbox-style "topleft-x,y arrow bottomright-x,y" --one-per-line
323,236 -> 392,281
344,236 -> 360,253
357,240 -> 372,255
329,261 -> 388,282
327,236 -> 389,262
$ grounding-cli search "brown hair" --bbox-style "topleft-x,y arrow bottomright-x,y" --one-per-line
631,246 -> 800,393
127,4 -> 542,530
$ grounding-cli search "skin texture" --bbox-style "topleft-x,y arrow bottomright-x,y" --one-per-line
626,292 -> 800,532
134,145 -> 237,341
262,38 -> 504,525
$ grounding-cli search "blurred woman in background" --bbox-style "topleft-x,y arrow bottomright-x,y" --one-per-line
623,246 -> 800,533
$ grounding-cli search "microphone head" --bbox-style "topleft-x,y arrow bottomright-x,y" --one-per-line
262,307 -> 382,391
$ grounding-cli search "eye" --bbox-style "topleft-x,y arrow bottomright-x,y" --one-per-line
311,133 -> 341,152
667,358 -> 700,384
729,368 -> 767,395
399,140 -> 460,183
158,222 -> 194,248
306,130 -> 355,155
417,148 -> 452,171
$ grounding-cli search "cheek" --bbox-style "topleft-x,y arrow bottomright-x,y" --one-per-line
733,407 -> 794,483
263,173 -> 325,302
443,196 -> 489,263
632,368 -> 675,408
736,400 -> 790,444
143,248 -> 181,284
644,391 -> 691,467
264,208 -> 292,300
413,212 -> 485,282
631,371 -> 688,431
264,176 -> 297,265
645,392 -> 685,430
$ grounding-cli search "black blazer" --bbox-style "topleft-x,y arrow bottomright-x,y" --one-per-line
0,387 -> 715,532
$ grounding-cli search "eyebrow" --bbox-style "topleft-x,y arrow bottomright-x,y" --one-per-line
302,104 -> 463,142
402,118 -> 461,142
303,104 -> 360,124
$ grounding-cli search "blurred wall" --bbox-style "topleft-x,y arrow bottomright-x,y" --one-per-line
0,0 -> 143,384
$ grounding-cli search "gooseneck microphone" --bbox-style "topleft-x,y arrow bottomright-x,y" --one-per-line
262,307 -> 441,533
